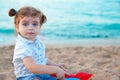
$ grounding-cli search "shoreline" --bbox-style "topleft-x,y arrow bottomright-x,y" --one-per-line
0,38 -> 120,48
43,38 -> 120,48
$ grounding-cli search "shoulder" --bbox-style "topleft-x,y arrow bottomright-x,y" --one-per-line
14,39 -> 33,59
14,38 -> 30,54
36,36 -> 46,48
15,39 -> 26,49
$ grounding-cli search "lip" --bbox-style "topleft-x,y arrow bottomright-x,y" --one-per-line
27,32 -> 35,34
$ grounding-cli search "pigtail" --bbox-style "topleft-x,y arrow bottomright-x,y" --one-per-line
41,14 -> 47,24
8,8 -> 17,17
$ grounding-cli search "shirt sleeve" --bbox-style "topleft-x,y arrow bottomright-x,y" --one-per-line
21,48 -> 33,59
14,43 -> 33,60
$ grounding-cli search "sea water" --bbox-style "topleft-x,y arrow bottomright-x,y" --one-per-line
0,0 -> 120,46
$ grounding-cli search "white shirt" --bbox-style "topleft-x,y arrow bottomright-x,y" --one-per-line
13,34 -> 48,78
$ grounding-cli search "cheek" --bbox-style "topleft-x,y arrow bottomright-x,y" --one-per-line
18,27 -> 26,33
36,26 -> 41,31
36,29 -> 40,33
36,28 -> 40,34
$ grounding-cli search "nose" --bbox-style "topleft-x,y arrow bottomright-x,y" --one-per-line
28,25 -> 33,30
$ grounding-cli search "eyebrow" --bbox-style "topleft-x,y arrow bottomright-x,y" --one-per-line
21,20 -> 29,23
32,21 -> 38,22
32,21 -> 39,23
21,19 -> 39,23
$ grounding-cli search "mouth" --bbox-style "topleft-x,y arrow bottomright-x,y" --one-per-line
27,32 -> 35,34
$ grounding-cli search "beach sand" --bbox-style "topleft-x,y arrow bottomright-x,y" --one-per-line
0,44 -> 120,80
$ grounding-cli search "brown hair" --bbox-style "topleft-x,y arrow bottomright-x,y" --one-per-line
8,6 -> 47,26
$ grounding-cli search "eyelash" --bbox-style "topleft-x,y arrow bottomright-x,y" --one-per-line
23,23 -> 28,26
33,23 -> 38,26
22,23 -> 38,27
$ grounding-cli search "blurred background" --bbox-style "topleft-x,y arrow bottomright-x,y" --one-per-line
0,0 -> 120,46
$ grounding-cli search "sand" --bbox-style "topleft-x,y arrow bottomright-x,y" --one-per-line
0,44 -> 120,80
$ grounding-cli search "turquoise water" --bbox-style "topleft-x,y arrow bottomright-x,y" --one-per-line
0,0 -> 120,45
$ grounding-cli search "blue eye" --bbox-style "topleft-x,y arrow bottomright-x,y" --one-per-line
33,23 -> 38,27
23,23 -> 28,26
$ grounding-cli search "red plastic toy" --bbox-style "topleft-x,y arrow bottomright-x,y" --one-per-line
50,72 -> 93,80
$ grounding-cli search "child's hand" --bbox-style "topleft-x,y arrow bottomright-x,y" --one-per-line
58,63 -> 67,69
57,63 -> 70,74
55,66 -> 66,80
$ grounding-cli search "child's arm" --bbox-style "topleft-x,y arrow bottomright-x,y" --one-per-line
23,56 -> 66,80
47,59 -> 70,73
46,59 -> 59,66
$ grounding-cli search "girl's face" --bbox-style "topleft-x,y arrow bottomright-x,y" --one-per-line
16,16 -> 41,41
